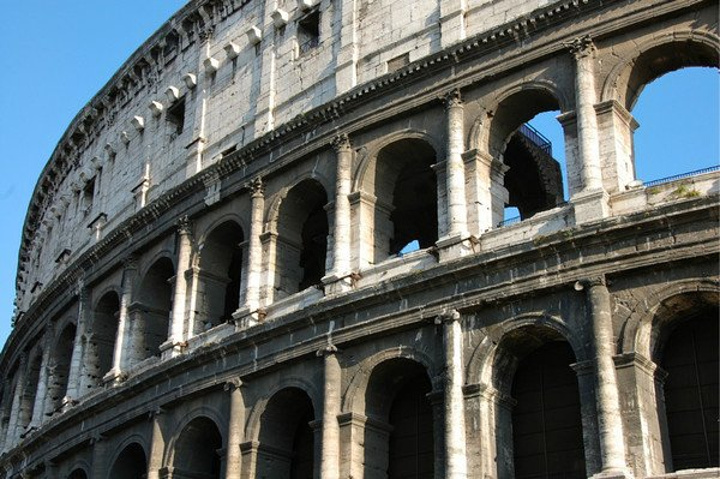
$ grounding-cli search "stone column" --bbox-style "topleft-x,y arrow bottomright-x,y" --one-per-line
163,216 -> 193,357
224,379 -> 245,479
568,36 -> 609,223
239,178 -> 266,327
108,256 -> 137,382
318,344 -> 341,479
147,408 -> 166,479
436,310 -> 468,478
444,90 -> 468,239
581,277 -> 628,475
569,36 -> 601,192
594,100 -> 639,193
324,135 -> 354,294
6,354 -> 27,448
66,285 -> 88,400
463,149 -> 509,235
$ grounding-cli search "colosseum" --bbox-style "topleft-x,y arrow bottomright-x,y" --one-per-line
1,0 -> 718,477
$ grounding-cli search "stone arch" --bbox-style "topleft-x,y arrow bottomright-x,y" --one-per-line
466,312 -> 584,386
600,30 -> 720,111
469,315 -> 590,479
46,321 -> 77,413
253,386 -> 318,479
17,345 -> 43,430
470,79 -> 570,153
196,219 -> 245,331
359,355 -> 438,478
165,410 -> 225,478
620,279 -> 719,359
196,212 -> 248,249
136,250 -> 176,283
85,290 -> 121,387
480,83 -> 567,220
108,435 -> 149,479
133,256 -> 175,360
342,345 -> 440,414
246,376 -> 321,442
66,463 -> 90,479
266,178 -> 329,297
352,132 -> 440,262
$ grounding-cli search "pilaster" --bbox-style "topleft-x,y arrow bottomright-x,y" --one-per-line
318,343 -> 341,478
224,379 -> 245,479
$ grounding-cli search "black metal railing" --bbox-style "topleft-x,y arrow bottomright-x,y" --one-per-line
518,123 -> 552,156
643,165 -> 720,187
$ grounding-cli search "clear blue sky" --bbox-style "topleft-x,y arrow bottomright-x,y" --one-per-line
0,2 -> 717,348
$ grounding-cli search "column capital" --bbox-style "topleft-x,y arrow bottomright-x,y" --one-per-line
317,343 -> 339,357
575,275 -> 606,290
123,254 -> 138,271
434,308 -> 461,325
147,406 -> 165,420
248,176 -> 265,197
223,377 -> 243,392
443,88 -> 462,109
565,35 -> 595,59
177,215 -> 193,236
331,133 -> 352,152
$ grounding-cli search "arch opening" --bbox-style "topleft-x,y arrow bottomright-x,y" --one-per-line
18,350 -> 42,430
491,326 -> 586,479
198,221 -> 244,332
47,323 -> 76,412
67,468 -> 88,479
275,179 -> 329,297
109,442 -> 147,479
368,138 -> 438,261
489,89 -> 566,226
173,416 -> 223,478
256,387 -> 316,479
87,291 -> 120,387
655,299 -> 718,471
364,358 -> 435,478
136,257 -> 174,359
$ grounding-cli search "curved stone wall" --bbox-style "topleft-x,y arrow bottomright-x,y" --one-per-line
1,0 -> 718,477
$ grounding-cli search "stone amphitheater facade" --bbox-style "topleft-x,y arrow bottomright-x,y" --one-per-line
1,0 -> 718,477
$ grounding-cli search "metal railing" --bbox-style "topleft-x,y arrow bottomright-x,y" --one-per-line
518,123 -> 552,156
643,165 -> 720,187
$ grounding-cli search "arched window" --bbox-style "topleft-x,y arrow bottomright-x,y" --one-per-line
197,221 -> 244,331
86,292 -> 120,387
173,417 -> 223,478
365,358 -> 435,478
489,89 -> 566,226
256,387 -> 316,479
47,323 -> 76,412
661,309 -> 718,470
135,257 -> 174,359
275,179 -> 329,297
511,341 -> 586,479
109,442 -> 147,479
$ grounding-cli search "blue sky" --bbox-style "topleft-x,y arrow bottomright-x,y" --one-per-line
0,2 -> 717,348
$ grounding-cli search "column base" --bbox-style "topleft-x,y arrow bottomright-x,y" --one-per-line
572,188 -> 610,224
232,306 -> 265,330
102,368 -> 127,386
435,232 -> 478,262
159,339 -> 187,359
591,469 -> 632,479
321,272 -> 358,295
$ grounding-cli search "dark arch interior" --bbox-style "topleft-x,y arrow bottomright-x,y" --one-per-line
67,469 -> 88,479
277,179 -> 328,295
511,341 -> 586,479
365,358 -> 434,478
48,323 -> 76,412
257,387 -> 315,479
490,90 -> 564,221
174,417 -> 223,478
19,351 -> 42,429
373,138 -> 438,258
109,442 -> 147,479
90,292 -> 120,384
660,308 -> 718,471
137,257 -> 175,358
199,221 -> 244,330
